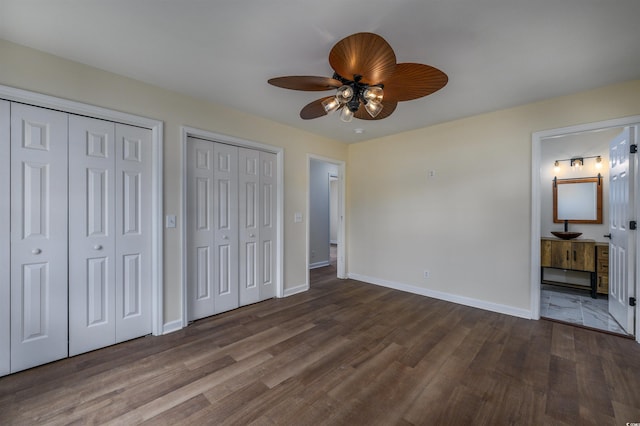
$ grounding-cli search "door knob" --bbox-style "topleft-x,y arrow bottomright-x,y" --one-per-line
249,233 -> 255,238
32,248 -> 42,255
94,245 -> 103,250
604,233 -> 612,239
222,235 -> 229,240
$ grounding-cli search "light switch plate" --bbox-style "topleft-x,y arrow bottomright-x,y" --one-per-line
166,215 -> 177,228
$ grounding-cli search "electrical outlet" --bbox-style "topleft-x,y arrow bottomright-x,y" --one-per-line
423,270 -> 430,279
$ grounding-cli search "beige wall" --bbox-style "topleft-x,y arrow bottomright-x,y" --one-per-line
347,79 -> 640,313
0,39 -> 348,325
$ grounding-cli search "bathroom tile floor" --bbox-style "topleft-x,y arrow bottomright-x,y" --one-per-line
540,284 -> 629,335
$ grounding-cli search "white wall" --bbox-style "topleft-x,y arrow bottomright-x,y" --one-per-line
309,159 -> 338,267
0,39 -> 348,326
347,80 -> 640,315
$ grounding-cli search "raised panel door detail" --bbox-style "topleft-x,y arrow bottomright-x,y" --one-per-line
122,171 -> 141,235
196,149 -> 210,170
262,240 -> 273,286
196,247 -> 210,300
259,152 -> 277,301
22,120 -> 49,151
87,168 -> 108,237
217,179 -> 231,231
123,138 -> 141,162
87,132 -> 109,158
245,242 -> 257,290
245,182 -> 257,228
21,263 -> 49,341
262,183 -> 273,228
11,103 -> 68,373
122,253 -> 141,318
196,178 -> 210,230
22,162 -> 48,239
87,257 -> 108,326
217,245 -> 231,296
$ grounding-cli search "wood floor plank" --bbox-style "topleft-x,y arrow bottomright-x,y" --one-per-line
2,265 -> 640,425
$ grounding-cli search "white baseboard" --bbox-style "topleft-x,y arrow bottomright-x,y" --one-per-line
347,273 -> 532,320
162,319 -> 183,335
283,283 -> 309,297
309,261 -> 330,269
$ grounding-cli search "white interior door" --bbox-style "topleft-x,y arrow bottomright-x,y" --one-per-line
10,103 -> 68,373
69,116 -> 117,356
0,100 -> 10,376
239,148 -> 260,306
259,151 -> 277,300
213,143 -> 239,314
114,124 -> 152,342
187,137 -> 216,320
609,127 -> 635,334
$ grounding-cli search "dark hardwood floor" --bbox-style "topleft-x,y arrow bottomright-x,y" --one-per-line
2,266 -> 640,425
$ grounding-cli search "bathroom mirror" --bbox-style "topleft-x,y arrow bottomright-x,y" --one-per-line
553,176 -> 602,223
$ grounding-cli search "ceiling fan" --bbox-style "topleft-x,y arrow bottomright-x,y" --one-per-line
268,32 -> 448,122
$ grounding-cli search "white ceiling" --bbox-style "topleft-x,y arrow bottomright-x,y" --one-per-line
1,0 -> 639,143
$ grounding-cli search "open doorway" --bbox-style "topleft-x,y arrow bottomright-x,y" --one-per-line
308,156 -> 346,285
531,117 -> 640,342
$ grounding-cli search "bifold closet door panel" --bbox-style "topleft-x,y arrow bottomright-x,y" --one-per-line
239,148 -> 260,306
10,103 -> 68,373
213,143 -> 239,314
114,124 -> 152,342
259,152 -> 277,301
0,100 -> 9,376
68,116 -> 117,356
186,137 -> 216,320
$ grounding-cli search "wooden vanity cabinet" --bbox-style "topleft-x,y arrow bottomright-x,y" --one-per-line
596,243 -> 609,295
541,238 -> 596,297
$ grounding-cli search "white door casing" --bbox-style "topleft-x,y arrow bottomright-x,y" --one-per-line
69,116 -> 117,356
239,147 -> 260,306
609,128 -> 635,334
10,103 -> 69,373
0,100 -> 10,376
213,143 -> 240,314
259,151 -> 277,300
187,137 -> 215,320
115,124 -> 153,342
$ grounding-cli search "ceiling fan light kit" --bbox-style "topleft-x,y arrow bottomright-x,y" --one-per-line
268,32 -> 448,122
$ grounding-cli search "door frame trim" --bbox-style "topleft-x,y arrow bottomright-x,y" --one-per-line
180,126 -> 284,328
531,115 -> 640,342
307,155 -> 347,283
0,83 -> 165,337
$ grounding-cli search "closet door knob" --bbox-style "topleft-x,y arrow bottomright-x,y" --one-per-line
249,233 -> 255,238
222,235 -> 229,240
94,245 -> 103,250
32,248 -> 42,255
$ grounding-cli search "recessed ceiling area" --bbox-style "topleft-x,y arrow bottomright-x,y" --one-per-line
1,0 -> 639,143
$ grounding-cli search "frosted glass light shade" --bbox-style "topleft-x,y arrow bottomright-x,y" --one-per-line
363,86 -> 383,103
322,97 -> 340,113
364,101 -> 383,118
336,85 -> 354,103
340,107 -> 354,122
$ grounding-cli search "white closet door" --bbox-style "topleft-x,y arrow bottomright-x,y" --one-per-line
10,103 -> 68,373
259,152 -> 277,301
239,148 -> 260,306
69,116 -> 116,356
0,100 -> 9,376
213,143 -> 239,314
115,124 -> 152,342
187,137 -> 216,320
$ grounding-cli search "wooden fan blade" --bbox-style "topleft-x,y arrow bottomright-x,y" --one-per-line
300,96 -> 334,120
382,63 -> 448,102
353,101 -> 397,120
329,33 -> 396,85
268,76 -> 342,91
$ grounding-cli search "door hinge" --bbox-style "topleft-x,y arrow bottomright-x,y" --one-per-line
631,221 -> 637,230
630,297 -> 637,307
631,144 -> 638,154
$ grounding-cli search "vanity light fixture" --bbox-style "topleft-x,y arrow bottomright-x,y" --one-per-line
553,155 -> 603,172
